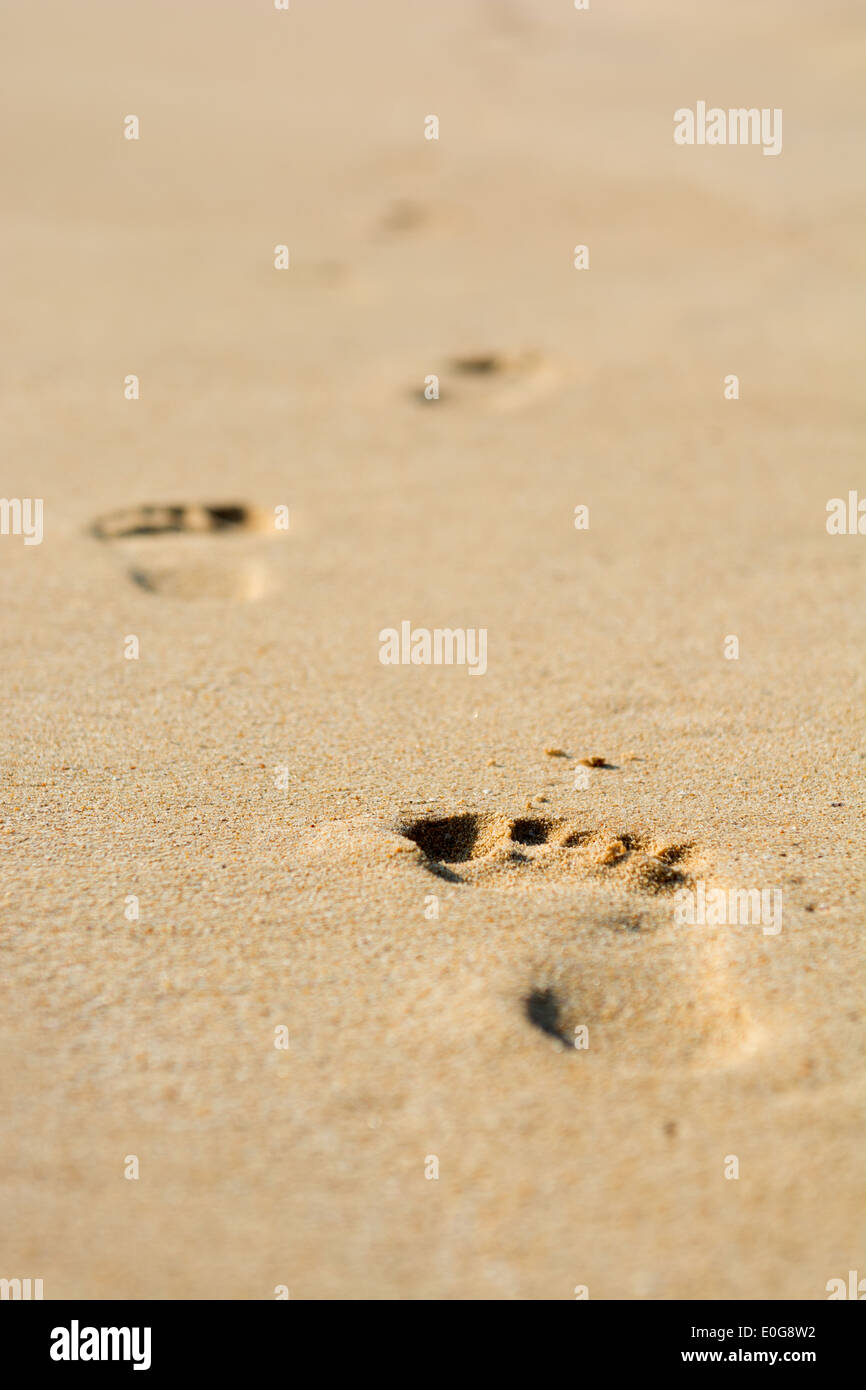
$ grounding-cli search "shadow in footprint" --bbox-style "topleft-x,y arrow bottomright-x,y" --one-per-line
525,987 -> 571,1045
401,813 -> 504,863
452,354 -> 504,376
91,503 -> 263,540
400,812 -> 693,894
426,861 -> 465,885
511,817 -> 557,846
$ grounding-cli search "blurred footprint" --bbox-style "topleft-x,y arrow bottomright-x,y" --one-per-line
91,502 -> 278,602
414,350 -> 564,413
375,198 -> 464,240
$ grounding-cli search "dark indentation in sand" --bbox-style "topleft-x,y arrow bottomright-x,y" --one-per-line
380,199 -> 430,234
452,354 -> 503,375
631,857 -> 689,892
91,503 -> 257,540
559,828 -> 593,848
525,988 -> 569,1043
510,817 -> 556,846
426,861 -> 465,884
400,814 -> 696,894
402,812 -> 560,863
401,814 -> 489,863
653,843 -> 689,864
612,912 -> 644,933
206,504 -> 249,529
128,569 -> 159,593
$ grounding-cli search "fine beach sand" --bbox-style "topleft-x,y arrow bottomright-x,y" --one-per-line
1,0 -> 863,1299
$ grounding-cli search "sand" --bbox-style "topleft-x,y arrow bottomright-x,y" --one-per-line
0,0 -> 863,1299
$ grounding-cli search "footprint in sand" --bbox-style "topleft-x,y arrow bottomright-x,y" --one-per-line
518,927 -> 764,1073
412,351 -> 565,414
90,502 -> 278,601
295,811 -> 762,1072
375,198 -> 464,240
398,812 -> 692,893
397,812 -> 761,1066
